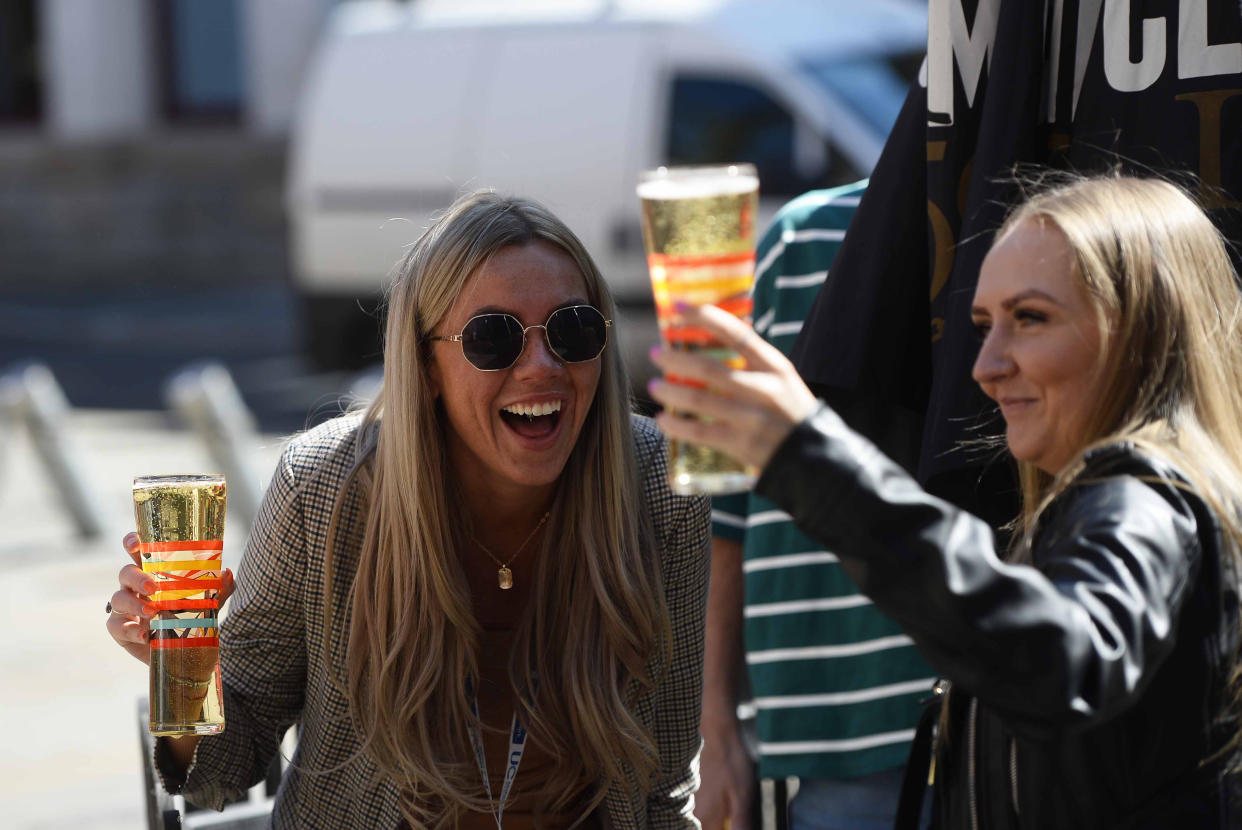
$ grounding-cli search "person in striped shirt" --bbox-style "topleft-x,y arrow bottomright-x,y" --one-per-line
696,181 -> 935,830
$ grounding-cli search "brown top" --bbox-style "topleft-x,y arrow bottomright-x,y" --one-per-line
458,629 -> 601,830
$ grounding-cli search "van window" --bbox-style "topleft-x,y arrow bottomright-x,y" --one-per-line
800,50 -> 923,137
665,75 -> 860,197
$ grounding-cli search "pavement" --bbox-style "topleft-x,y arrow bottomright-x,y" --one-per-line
0,408 -> 285,830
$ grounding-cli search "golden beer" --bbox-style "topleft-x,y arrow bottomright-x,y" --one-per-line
638,164 -> 760,495
133,474 -> 227,737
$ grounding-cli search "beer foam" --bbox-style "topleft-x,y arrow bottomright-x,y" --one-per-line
637,168 -> 759,200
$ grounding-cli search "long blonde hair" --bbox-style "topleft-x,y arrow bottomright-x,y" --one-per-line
998,177 -> 1242,548
323,191 -> 668,827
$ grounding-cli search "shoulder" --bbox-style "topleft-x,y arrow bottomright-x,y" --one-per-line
753,182 -> 866,348
247,413 -> 374,561
778,180 -> 867,224
1040,443 -> 1209,552
757,180 -> 868,254
1074,442 -> 1198,505
1079,442 -> 1177,476
629,413 -> 710,543
278,411 -> 372,488
1062,442 -> 1197,509
631,412 -> 663,466
630,413 -> 670,498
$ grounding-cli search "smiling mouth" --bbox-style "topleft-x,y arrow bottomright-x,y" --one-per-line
999,399 -> 1036,415
500,400 -> 563,439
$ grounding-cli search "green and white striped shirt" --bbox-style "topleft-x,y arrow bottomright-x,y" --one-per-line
713,181 -> 935,780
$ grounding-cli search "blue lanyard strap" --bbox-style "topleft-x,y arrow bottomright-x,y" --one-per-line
466,681 -> 528,830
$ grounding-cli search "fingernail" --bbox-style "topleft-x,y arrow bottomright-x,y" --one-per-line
673,300 -> 689,312
143,604 -> 157,617
143,582 -> 157,595
648,345 -> 661,360
647,379 -> 660,395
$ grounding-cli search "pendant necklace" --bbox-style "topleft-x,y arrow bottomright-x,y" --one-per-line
472,511 -> 549,590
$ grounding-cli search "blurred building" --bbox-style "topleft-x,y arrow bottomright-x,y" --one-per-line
0,0 -> 346,296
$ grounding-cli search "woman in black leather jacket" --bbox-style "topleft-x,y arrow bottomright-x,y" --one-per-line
649,176 -> 1242,828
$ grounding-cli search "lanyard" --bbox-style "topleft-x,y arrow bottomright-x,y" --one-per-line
466,682 -> 528,830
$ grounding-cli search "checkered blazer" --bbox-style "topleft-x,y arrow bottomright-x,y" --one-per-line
160,412 -> 710,829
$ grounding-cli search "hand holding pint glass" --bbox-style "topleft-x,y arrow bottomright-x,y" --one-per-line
132,474 -> 227,737
638,164 -> 760,495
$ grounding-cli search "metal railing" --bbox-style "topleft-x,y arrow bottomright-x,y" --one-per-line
0,361 -> 106,538
164,362 -> 264,531
1,360 -> 267,539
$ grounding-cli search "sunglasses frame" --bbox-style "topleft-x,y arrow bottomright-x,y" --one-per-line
426,304 -> 612,372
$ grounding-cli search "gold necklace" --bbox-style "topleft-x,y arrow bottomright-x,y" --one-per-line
472,511 -> 550,590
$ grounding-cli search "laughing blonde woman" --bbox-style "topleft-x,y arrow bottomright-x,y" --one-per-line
109,191 -> 711,829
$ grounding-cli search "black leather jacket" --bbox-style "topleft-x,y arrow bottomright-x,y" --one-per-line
759,404 -> 1242,829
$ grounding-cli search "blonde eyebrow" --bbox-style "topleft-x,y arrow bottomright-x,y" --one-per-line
1000,289 -> 1061,311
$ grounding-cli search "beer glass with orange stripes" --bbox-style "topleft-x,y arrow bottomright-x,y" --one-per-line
133,474 -> 227,736
637,163 -> 760,495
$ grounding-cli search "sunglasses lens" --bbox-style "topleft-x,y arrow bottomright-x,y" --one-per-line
547,306 -> 608,363
461,314 -> 525,370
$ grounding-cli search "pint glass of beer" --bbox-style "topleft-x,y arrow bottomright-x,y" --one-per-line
638,164 -> 760,495
133,474 -> 227,737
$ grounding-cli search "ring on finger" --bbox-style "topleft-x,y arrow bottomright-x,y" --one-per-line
105,601 -> 125,616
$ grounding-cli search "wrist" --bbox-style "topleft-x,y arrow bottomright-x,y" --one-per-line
700,707 -> 742,736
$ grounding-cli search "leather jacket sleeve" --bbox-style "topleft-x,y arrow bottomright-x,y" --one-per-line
757,403 -> 1205,737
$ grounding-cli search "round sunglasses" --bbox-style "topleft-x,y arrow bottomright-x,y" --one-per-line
426,304 -> 612,371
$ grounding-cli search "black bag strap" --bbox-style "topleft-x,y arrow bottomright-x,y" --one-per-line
893,688 -> 943,830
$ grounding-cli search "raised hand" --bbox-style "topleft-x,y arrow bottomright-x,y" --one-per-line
648,303 -> 818,472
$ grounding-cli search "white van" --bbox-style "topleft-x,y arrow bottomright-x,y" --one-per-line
287,0 -> 926,372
